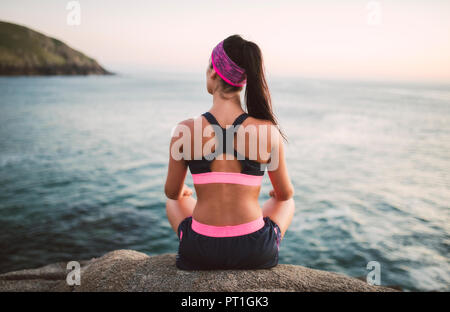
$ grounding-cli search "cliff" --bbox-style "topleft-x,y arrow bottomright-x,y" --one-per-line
0,21 -> 111,76
0,250 -> 396,292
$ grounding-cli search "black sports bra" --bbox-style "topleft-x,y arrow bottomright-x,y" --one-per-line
186,112 -> 266,185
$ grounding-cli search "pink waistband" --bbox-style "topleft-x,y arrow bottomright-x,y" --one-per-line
191,217 -> 265,237
192,172 -> 263,186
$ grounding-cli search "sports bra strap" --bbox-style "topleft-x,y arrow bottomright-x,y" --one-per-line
201,111 -> 249,155
232,113 -> 249,127
202,112 -> 221,128
202,112 -> 248,130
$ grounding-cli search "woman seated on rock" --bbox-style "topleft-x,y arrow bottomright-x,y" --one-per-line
164,35 -> 295,270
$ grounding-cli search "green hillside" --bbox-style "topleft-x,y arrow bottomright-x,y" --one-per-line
0,21 -> 111,75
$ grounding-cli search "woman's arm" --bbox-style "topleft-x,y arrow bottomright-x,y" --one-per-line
267,131 -> 294,201
164,122 -> 190,200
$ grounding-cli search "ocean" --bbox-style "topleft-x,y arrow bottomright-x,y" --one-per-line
0,73 -> 449,291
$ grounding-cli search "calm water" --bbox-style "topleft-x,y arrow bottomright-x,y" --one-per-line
0,73 -> 449,291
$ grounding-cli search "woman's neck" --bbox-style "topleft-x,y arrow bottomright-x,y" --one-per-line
210,91 -> 245,121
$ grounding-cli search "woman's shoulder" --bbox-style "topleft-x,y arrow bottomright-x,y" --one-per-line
242,116 -> 282,152
244,115 -> 276,127
172,117 -> 198,132
243,116 -> 280,138
170,116 -> 204,142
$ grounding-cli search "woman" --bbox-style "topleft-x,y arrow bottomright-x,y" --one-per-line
165,35 -> 295,270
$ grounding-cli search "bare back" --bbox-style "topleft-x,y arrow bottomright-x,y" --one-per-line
186,113 -> 274,226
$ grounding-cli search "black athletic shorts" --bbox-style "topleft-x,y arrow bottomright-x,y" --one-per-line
176,216 -> 282,270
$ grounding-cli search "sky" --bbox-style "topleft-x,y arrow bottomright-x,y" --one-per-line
1,0 -> 449,82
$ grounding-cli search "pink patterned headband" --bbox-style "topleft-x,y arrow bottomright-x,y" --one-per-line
211,40 -> 247,87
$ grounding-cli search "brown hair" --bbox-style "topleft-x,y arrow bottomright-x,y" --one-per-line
210,34 -> 287,141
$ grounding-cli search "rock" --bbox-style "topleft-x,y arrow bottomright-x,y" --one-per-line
0,21 -> 112,76
0,260 -> 90,281
0,250 -> 397,292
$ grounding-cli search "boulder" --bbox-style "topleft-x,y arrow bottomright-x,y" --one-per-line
0,250 -> 396,292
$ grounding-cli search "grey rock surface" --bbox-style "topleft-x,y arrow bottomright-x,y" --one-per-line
0,250 -> 396,292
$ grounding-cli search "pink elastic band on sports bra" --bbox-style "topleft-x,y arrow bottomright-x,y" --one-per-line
191,172 -> 263,186
192,216 -> 265,237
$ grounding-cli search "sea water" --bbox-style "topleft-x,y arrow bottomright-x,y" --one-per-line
0,73 -> 449,291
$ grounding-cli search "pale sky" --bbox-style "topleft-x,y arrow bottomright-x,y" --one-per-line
1,0 -> 449,82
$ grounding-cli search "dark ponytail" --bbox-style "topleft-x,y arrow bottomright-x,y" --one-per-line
210,34 -> 287,141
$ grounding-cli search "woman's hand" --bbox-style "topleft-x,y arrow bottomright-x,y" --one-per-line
269,189 -> 276,198
180,184 -> 193,198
